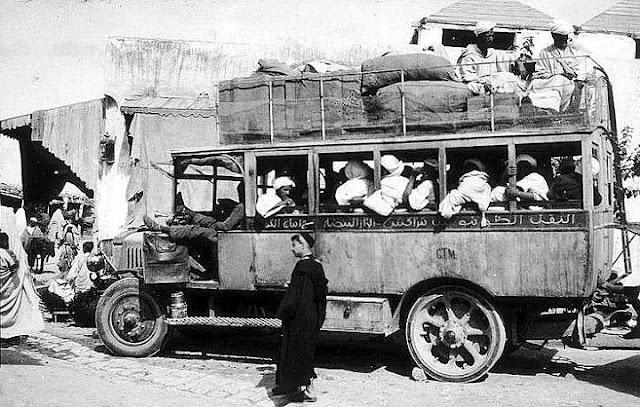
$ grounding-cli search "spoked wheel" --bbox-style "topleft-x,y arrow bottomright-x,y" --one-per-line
96,278 -> 168,357
405,286 -> 506,383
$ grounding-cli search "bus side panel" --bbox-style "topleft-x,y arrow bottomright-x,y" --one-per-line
252,233 -> 298,286
315,231 -> 591,297
591,212 -> 615,287
218,233 -> 257,290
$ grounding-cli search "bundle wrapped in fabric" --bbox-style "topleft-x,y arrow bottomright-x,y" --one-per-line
361,53 -> 459,96
254,58 -> 295,76
364,80 -> 472,123
218,71 -> 364,139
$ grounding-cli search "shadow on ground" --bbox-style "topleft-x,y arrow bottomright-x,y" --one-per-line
0,348 -> 44,366
495,343 -> 640,398
163,326 -> 412,376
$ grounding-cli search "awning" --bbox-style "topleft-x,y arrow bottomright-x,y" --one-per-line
120,93 -> 217,118
31,98 -> 105,190
0,182 -> 23,200
0,114 -> 31,131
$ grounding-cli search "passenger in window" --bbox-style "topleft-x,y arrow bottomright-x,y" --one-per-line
256,176 -> 297,218
334,160 -> 374,207
548,158 -> 601,206
490,154 -> 549,208
528,19 -> 589,113
363,155 -> 412,216
408,159 -> 439,211
439,158 -> 491,226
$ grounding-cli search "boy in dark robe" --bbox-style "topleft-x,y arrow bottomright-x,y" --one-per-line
273,233 -> 328,402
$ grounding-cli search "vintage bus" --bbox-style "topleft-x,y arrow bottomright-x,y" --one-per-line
94,56 -> 636,383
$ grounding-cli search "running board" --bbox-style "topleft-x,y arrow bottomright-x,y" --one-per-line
166,316 -> 281,329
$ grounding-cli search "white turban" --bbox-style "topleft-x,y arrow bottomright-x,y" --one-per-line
474,21 -> 496,36
516,154 -> 537,167
380,154 -> 404,175
550,19 -> 573,35
273,176 -> 295,190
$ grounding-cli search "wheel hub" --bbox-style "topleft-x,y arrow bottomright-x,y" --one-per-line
122,311 -> 141,329
439,321 -> 467,348
112,298 -> 153,342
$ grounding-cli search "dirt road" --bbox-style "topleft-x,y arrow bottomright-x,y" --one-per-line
1,321 -> 639,406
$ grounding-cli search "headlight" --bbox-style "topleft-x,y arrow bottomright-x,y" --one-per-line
87,254 -> 105,272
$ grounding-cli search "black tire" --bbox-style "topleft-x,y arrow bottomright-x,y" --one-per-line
95,277 -> 168,357
405,286 -> 506,383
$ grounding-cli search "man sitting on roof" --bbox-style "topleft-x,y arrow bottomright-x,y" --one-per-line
457,21 -> 522,95
528,19 -> 590,113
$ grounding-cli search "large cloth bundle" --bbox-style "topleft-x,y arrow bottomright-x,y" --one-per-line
361,53 -> 458,96
218,71 -> 364,141
365,80 -> 472,123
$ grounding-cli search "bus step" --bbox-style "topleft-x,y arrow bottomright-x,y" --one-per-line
166,316 -> 282,329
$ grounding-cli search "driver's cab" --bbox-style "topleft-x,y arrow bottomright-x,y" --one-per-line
141,153 -> 247,285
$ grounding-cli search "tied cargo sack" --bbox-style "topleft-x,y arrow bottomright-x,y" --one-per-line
143,232 -> 190,284
361,53 -> 458,96
365,81 -> 472,124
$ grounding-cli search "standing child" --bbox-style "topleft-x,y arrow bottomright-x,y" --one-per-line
273,233 -> 328,402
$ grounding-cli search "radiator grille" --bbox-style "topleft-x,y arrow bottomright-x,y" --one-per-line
127,246 -> 144,269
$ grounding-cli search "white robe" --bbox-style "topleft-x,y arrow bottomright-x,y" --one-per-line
439,171 -> 491,219
256,190 -> 285,218
409,180 -> 436,211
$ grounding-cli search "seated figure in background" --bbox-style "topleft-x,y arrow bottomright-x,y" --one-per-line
528,19 -> 589,113
439,158 -> 491,226
491,154 -> 549,208
457,21 -> 522,95
47,241 -> 94,305
334,160 -> 374,206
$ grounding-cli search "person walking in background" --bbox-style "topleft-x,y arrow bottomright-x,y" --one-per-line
57,230 -> 78,276
20,217 -> 44,271
1,231 -> 44,344
273,233 -> 328,402
48,205 -> 65,245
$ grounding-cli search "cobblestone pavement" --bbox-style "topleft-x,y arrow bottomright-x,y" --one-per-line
2,321 -> 640,406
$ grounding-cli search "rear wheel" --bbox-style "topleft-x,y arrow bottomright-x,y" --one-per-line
405,286 -> 506,383
96,277 -> 168,357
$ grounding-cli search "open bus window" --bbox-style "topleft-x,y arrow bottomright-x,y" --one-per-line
213,171 -> 244,223
504,147 -> 553,210
519,142 -> 584,209
177,157 -> 244,216
256,155 -> 308,217
378,149 -> 440,213
445,146 -> 508,213
176,166 -> 214,214
319,152 -> 374,213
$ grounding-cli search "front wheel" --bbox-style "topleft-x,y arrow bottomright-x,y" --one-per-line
96,277 -> 168,357
405,286 -> 506,383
